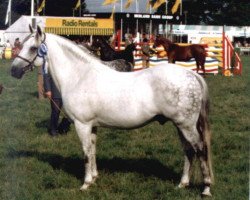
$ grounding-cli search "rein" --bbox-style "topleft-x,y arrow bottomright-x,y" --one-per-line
1,78 -> 24,92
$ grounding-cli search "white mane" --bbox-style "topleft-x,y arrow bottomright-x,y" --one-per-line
47,34 -> 110,72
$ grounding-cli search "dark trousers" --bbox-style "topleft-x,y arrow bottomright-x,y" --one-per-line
49,98 -> 62,132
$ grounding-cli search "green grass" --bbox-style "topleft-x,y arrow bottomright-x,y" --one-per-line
0,57 -> 249,200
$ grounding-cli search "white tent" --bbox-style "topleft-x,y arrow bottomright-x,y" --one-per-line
4,15 -> 46,46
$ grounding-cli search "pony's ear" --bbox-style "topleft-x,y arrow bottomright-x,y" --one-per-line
29,24 -> 34,33
35,25 -> 43,42
37,25 -> 42,37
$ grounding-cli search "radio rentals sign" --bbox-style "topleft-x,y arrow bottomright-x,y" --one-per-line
45,17 -> 114,35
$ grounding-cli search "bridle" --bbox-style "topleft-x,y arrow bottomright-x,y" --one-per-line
16,33 -> 47,73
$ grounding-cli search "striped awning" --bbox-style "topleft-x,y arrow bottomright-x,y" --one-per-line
45,27 -> 114,35
45,17 -> 114,36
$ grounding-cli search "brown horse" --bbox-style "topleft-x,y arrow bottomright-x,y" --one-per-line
154,37 -> 206,75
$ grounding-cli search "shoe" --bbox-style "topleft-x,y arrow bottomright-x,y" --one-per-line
49,129 -> 59,137
58,118 -> 71,134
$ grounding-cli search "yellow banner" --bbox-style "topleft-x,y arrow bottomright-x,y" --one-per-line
171,0 -> 181,14
102,0 -> 117,6
125,0 -> 133,9
37,0 -> 45,13
45,18 -> 114,35
74,0 -> 81,10
153,0 -> 165,10
45,18 -> 113,29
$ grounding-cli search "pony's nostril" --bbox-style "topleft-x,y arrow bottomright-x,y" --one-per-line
11,67 -> 16,75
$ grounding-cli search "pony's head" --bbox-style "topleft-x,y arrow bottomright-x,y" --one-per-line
11,25 -> 46,79
154,36 -> 172,51
91,37 -> 109,49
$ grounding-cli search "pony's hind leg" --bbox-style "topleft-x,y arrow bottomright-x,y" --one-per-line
177,124 -> 212,196
74,120 -> 96,190
195,60 -> 199,74
200,58 -> 206,77
177,128 -> 195,188
196,57 -> 206,76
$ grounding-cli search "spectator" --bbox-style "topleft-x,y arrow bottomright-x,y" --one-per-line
4,40 -> 12,48
14,38 -> 21,49
13,38 -> 22,56
125,34 -> 133,47
141,34 -> 150,69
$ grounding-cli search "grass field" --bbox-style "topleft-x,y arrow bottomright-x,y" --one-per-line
0,57 -> 249,200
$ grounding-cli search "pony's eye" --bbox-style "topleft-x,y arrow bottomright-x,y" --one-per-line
30,46 -> 38,51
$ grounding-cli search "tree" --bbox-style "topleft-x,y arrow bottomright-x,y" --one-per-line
182,0 -> 250,25
151,0 -> 250,26
0,0 -> 249,29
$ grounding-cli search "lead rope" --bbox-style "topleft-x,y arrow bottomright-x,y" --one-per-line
47,95 -> 68,119
1,77 -> 24,93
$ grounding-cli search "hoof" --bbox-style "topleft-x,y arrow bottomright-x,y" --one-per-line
202,186 -> 212,197
178,182 -> 189,188
80,183 -> 91,191
92,175 -> 98,182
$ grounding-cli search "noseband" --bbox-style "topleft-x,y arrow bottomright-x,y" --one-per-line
16,33 -> 47,73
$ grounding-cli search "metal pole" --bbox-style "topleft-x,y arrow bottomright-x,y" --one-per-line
149,3 -> 152,37
184,11 -> 188,24
165,0 -> 168,37
136,0 -> 138,34
180,0 -> 182,43
43,0 -> 46,16
31,0 -> 36,29
180,0 -> 183,16
79,0 -> 82,17
120,0 -> 123,42
9,0 -> 12,26
31,0 -> 34,17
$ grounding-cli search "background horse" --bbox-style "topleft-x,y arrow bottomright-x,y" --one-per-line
11,26 -> 213,196
154,36 -> 207,75
92,37 -> 136,66
79,43 -> 133,72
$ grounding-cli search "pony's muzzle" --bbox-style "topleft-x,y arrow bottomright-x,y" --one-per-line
11,66 -> 25,79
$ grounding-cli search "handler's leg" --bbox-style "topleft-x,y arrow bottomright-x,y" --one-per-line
49,98 -> 62,136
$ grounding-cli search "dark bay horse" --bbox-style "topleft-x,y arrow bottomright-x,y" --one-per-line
92,37 -> 136,66
154,37 -> 206,75
79,43 -> 133,72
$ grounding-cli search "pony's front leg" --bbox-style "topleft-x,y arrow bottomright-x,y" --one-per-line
91,127 -> 98,180
168,58 -> 174,63
74,120 -> 95,190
